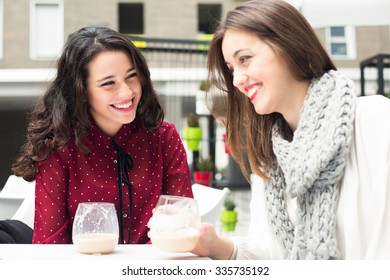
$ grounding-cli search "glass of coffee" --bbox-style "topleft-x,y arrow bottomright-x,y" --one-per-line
72,202 -> 119,254
149,195 -> 200,252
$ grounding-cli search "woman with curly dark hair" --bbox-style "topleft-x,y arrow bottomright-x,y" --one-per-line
12,26 -> 192,245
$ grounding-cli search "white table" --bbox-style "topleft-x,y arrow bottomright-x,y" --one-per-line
0,244 -> 208,260
0,244 -> 212,280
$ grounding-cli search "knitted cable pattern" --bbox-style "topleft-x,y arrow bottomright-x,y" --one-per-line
264,70 -> 356,259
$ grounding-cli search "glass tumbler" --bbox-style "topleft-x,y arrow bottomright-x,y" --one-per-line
149,195 -> 200,252
72,202 -> 119,254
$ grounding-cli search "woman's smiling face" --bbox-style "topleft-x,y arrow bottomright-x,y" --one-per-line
222,28 -> 302,118
87,50 -> 142,136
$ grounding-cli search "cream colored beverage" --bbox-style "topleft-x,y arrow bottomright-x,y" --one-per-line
151,228 -> 200,252
150,204 -> 200,252
73,233 -> 118,254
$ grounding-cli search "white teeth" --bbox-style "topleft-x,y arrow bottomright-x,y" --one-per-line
114,101 -> 132,109
248,85 -> 260,97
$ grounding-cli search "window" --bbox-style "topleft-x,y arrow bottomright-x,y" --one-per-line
119,3 -> 144,34
30,0 -> 64,60
198,4 -> 221,35
326,26 -> 356,60
0,0 -> 3,60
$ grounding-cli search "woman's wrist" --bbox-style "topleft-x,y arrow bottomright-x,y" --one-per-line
208,235 -> 234,260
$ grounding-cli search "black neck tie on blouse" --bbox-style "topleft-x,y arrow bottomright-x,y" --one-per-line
112,140 -> 133,244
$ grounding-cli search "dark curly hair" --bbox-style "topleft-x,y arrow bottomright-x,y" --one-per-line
12,27 -> 164,181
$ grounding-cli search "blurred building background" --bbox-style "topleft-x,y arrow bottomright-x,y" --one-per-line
0,0 -> 389,188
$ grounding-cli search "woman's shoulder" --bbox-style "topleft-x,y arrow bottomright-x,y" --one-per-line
157,121 -> 180,133
153,121 -> 182,142
356,95 -> 390,119
354,95 -> 390,133
160,121 -> 177,129
355,94 -> 390,129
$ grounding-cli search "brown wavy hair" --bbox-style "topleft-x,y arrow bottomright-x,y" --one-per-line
207,0 -> 336,180
12,27 -> 164,181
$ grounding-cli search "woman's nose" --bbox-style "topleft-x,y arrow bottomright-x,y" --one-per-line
232,69 -> 247,88
118,82 -> 133,97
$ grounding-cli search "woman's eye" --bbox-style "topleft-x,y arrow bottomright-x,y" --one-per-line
126,72 -> 137,79
239,56 -> 250,63
101,81 -> 114,87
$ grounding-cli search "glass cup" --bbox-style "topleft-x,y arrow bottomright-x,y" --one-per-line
72,202 -> 119,254
149,195 -> 201,252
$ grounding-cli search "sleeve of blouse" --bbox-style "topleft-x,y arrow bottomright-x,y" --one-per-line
339,95 -> 390,258
33,150 -> 71,244
230,174 -> 287,259
160,123 -> 193,198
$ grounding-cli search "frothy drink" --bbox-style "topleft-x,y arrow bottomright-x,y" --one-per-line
151,228 -> 200,252
73,233 -> 118,254
150,207 -> 200,252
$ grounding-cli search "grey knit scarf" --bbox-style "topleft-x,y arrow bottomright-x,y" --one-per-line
264,70 -> 356,259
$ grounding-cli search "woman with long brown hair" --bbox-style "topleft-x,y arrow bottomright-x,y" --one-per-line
189,0 -> 390,259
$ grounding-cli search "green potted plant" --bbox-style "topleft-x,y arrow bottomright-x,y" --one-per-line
183,112 -> 202,151
193,155 -> 214,187
220,197 -> 238,232
196,80 -> 211,115
199,80 -> 210,92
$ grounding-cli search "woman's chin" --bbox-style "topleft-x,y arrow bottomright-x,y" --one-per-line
254,105 -> 269,116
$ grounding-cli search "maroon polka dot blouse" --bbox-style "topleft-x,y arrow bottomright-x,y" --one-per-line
33,119 -> 193,244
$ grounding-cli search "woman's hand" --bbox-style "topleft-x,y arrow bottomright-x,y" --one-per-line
191,223 -> 234,260
147,209 -> 234,259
